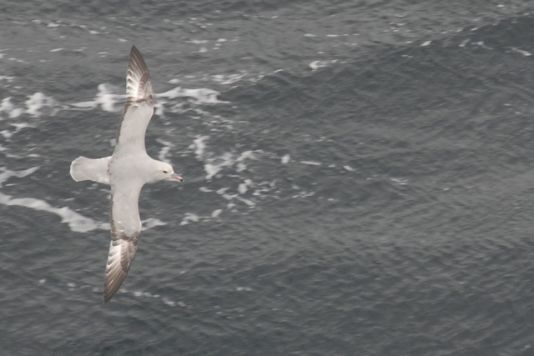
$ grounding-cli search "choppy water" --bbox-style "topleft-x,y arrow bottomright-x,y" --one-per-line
3,1 -> 534,355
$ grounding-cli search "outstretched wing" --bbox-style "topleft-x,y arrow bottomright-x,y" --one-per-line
104,179 -> 144,302
115,46 -> 156,155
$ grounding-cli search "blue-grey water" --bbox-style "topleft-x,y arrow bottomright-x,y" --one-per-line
3,1 -> 534,355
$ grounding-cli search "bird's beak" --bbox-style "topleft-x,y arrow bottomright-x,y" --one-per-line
168,173 -> 183,182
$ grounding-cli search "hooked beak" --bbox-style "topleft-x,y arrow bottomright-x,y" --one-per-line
167,173 -> 184,182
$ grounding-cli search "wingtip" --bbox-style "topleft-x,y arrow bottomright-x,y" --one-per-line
130,45 -> 141,57
126,45 -> 153,103
104,281 -> 120,303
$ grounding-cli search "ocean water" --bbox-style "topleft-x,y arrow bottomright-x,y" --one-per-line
3,1 -> 534,355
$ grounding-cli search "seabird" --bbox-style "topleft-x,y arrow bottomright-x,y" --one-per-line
70,46 -> 183,302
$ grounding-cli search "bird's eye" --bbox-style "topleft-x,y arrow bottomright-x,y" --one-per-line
162,170 -> 168,174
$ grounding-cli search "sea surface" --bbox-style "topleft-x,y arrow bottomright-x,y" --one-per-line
2,1 -> 534,355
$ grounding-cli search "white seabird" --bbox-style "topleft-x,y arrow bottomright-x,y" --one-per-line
70,46 -> 183,302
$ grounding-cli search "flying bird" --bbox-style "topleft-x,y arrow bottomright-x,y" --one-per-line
70,46 -> 183,302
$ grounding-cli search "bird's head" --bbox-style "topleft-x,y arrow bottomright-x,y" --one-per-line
154,161 -> 183,183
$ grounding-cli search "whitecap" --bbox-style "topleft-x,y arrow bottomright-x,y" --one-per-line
0,75 -> 14,82
156,138 -> 174,162
211,73 -> 247,85
191,135 -> 209,160
510,47 -> 532,57
25,92 -> 56,117
238,183 -> 248,194
281,154 -> 290,164
96,84 -> 121,112
235,286 -> 253,292
0,194 -> 108,233
300,160 -> 321,166
158,86 -> 227,104
204,152 -> 234,179
142,218 -> 166,230
180,212 -> 200,226
309,60 -> 337,71
390,177 -> 409,186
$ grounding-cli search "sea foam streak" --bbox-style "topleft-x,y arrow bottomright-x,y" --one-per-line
0,167 -> 107,232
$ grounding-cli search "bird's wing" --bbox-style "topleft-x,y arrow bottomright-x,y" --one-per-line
115,46 -> 155,155
104,179 -> 144,302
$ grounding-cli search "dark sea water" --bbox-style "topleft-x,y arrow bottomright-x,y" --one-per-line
3,1 -> 534,355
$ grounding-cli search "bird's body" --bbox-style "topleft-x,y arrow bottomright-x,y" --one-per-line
70,46 -> 183,302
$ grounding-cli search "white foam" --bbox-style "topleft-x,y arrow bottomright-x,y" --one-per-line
235,196 -> 255,207
188,39 -> 209,44
158,87 -> 226,104
142,218 -> 166,230
50,48 -> 63,52
211,209 -> 222,218
191,135 -> 209,160
0,75 -> 14,82
211,73 -> 247,85
343,165 -> 355,172
0,193 -> 108,233
300,160 -> 321,166
309,60 -> 337,71
281,154 -> 290,164
0,166 -> 39,185
198,148 -> 258,180
162,297 -> 176,307
291,191 -> 315,199
0,97 -> 13,113
238,179 -> 253,195
158,145 -> 171,162
156,139 -> 174,162
70,84 -> 122,112
238,183 -> 248,194
25,92 -> 56,117
510,47 -> 532,57
1,123 -> 33,139
390,177 -> 409,186
180,212 -> 200,226
204,152 -> 234,179
459,39 -> 470,48
421,40 -> 432,47
235,286 -> 253,292
96,84 -> 120,112
237,151 -> 255,162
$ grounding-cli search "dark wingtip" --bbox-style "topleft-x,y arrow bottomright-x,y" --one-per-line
130,45 -> 140,57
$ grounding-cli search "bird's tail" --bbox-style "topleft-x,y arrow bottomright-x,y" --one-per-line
70,156 -> 111,185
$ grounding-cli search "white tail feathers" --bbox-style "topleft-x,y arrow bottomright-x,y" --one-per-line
70,156 -> 111,185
